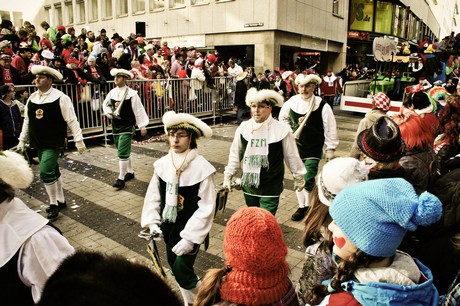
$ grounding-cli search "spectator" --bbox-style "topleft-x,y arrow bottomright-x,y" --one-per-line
0,84 -> 21,149
234,70 -> 249,124
350,92 -> 391,159
305,178 -> 441,305
297,157 -> 368,304
40,21 -> 57,44
194,207 -> 300,306
0,150 -> 74,304
11,43 -> 33,82
357,116 -> 408,180
0,54 -> 21,86
37,250 -> 181,306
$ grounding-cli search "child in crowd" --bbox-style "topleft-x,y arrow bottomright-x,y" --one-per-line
297,157 -> 368,304
194,207 -> 300,306
306,178 -> 442,306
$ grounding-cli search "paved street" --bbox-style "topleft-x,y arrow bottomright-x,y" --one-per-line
17,109 -> 362,292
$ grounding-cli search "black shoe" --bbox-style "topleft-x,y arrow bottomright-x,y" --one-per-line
124,172 -> 135,182
47,205 -> 60,220
113,179 -> 125,190
46,201 -> 67,213
291,207 -> 309,221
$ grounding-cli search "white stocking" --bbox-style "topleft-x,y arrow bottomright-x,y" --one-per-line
44,181 -> 58,204
118,160 -> 129,180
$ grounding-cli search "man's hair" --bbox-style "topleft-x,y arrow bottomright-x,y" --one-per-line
166,129 -> 198,149
37,250 -> 181,306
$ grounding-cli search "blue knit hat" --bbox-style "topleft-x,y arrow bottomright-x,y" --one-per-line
329,178 -> 442,257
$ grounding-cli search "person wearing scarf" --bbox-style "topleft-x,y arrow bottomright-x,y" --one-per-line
102,68 -> 149,190
223,88 -> 306,215
141,111 -> 216,306
0,150 -> 74,304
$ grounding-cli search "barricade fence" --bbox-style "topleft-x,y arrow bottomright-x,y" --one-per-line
16,76 -> 236,143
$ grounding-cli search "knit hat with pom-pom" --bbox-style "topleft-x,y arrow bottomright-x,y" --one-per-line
220,207 -> 289,306
330,178 -> 442,257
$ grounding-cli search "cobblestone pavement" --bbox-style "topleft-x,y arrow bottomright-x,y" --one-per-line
17,109 -> 361,294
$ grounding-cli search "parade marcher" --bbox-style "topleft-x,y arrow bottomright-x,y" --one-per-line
17,66 -> 86,219
102,68 -> 149,190
279,73 -> 339,221
357,116 -> 408,180
0,150 -> 75,304
194,207 -> 301,306
297,157 -> 368,304
320,69 -> 342,109
141,111 -> 216,306
37,250 -> 181,306
350,92 -> 391,159
223,87 -> 306,215
234,70 -> 248,125
305,178 -> 442,306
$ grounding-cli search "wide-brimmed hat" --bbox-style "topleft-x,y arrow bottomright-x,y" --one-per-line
110,68 -> 134,79
162,111 -> 212,138
31,65 -> 63,80
236,71 -> 248,81
245,87 -> 284,108
357,116 -> 406,162
0,150 -> 34,189
295,73 -> 322,86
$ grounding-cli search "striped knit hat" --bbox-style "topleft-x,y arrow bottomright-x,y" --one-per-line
221,207 -> 289,305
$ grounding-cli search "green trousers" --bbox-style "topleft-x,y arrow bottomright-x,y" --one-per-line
166,244 -> 200,290
244,193 -> 280,215
113,133 -> 133,160
303,158 -> 320,192
38,148 -> 61,184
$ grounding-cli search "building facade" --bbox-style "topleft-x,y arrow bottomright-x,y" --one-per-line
1,0 -> 459,73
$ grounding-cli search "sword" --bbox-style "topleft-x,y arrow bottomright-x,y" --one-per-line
138,229 -> 167,278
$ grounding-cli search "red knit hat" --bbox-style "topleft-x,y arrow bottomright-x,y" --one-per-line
220,207 -> 289,305
373,92 -> 391,112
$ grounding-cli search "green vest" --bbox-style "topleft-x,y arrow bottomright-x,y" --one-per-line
240,135 -> 285,196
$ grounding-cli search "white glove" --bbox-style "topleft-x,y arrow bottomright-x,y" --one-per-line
15,140 -> 27,153
172,239 -> 194,256
223,174 -> 233,191
294,177 -> 305,191
75,140 -> 86,154
325,149 -> 335,162
150,224 -> 163,241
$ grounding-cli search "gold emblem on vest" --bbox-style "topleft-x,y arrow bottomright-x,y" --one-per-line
35,108 -> 44,119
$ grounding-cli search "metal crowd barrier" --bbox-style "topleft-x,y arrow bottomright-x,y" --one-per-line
16,76 -> 236,143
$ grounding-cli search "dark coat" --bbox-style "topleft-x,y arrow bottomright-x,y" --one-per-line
234,80 -> 247,107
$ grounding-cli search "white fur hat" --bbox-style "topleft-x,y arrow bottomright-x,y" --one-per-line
317,157 -> 369,206
195,58 -> 203,67
295,74 -> 322,86
245,87 -> 284,107
0,151 -> 33,189
31,65 -> 63,80
144,44 -> 154,51
163,111 -> 212,138
110,68 -> 134,79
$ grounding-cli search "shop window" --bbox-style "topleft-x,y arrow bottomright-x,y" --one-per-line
349,0 -> 373,32
374,1 -> 393,35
